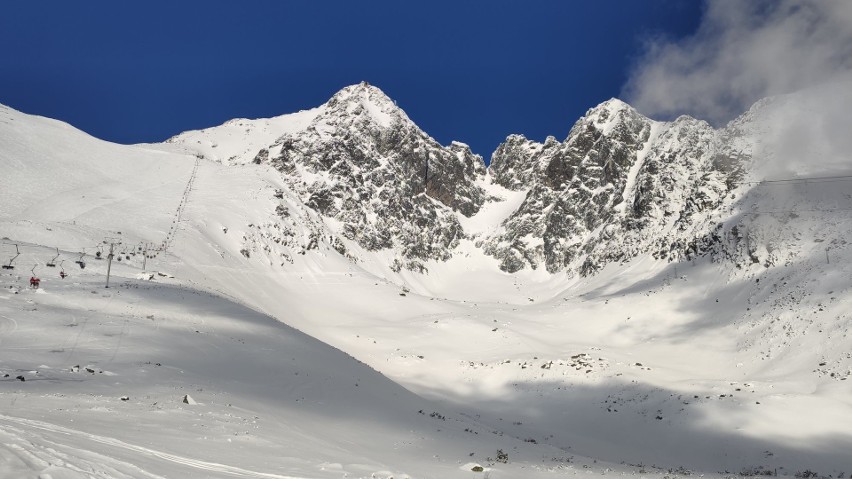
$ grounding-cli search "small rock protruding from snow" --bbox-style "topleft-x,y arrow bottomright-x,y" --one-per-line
182,394 -> 198,405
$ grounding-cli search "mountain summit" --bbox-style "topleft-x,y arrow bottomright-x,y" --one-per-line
484,98 -> 746,273
166,83 -> 489,272
166,83 -> 754,276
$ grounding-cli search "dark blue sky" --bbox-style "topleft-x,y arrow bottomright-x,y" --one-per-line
0,1 -> 702,159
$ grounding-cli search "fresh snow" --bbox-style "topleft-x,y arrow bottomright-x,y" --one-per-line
165,107 -> 324,165
456,178 -> 527,237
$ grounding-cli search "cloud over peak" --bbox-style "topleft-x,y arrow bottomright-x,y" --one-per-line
623,0 -> 852,125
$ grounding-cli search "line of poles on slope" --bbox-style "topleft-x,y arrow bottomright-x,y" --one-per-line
1,240 -> 166,288
2,155 -> 203,288
163,157 -> 200,253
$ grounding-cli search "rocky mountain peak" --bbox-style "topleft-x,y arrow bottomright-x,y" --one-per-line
567,98 -> 649,144
490,99 -> 650,191
241,83 -> 490,271
482,95 -> 750,274
165,85 -> 751,277
323,81 -> 408,129
581,97 -> 634,122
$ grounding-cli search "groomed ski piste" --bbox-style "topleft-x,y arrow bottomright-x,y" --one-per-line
2,95 -> 852,478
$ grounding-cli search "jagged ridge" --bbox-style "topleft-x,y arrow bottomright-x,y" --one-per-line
167,84 -> 753,276
483,99 -> 748,274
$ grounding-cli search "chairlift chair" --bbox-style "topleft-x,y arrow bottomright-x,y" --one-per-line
59,260 -> 67,279
75,251 -> 86,269
46,248 -> 59,267
2,244 -> 20,270
29,265 -> 40,288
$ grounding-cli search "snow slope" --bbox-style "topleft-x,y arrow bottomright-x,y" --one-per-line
164,107 -> 324,165
2,84 -> 852,479
1,247 -> 560,479
0,104 -> 194,246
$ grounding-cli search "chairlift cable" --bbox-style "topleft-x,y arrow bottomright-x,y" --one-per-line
743,174 -> 852,186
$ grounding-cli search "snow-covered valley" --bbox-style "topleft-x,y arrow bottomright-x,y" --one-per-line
1,84 -> 851,478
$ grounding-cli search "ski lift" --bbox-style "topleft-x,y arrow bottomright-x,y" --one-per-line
75,251 -> 86,269
59,260 -> 67,279
46,247 -> 59,267
29,265 -> 40,289
2,244 -> 20,270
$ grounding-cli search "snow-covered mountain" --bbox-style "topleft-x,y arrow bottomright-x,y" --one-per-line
164,82 -> 752,280
169,82 -> 488,273
484,99 -> 746,275
2,82 -> 852,478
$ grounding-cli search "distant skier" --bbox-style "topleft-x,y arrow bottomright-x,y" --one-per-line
29,276 -> 40,288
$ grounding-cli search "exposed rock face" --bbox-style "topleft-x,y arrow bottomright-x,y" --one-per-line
262,82 -> 487,271
170,83 -> 753,276
483,99 -> 747,274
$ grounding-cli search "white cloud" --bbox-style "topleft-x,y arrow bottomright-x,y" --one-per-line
622,0 -> 852,125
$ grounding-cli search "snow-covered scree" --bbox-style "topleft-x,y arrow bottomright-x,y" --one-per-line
2,82 -> 852,478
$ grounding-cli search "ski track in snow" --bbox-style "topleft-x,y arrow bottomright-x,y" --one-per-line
0,414 -> 304,479
0,313 -> 18,340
